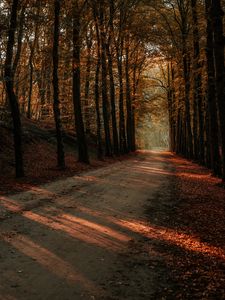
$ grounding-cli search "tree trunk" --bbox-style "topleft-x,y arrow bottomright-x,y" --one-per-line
4,0 -> 24,177
27,50 -> 34,119
95,48 -> 103,160
131,65 -> 138,152
84,30 -> 92,134
13,5 -> 26,85
191,0 -> 204,163
125,36 -> 133,152
99,1 -> 112,157
210,0 -> 225,180
205,0 -> 221,175
52,0 -> 65,169
167,64 -> 174,151
72,3 -> 89,164
27,3 -> 40,119
106,3 -> 119,155
182,42 -> 193,158
93,11 -> 103,159
117,39 -> 127,154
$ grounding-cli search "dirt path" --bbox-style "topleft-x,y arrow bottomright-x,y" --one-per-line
0,151 -> 224,300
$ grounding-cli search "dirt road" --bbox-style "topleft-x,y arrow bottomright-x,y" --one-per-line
0,151 -> 224,300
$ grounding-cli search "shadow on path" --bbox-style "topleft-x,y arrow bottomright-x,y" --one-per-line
0,151 -> 224,299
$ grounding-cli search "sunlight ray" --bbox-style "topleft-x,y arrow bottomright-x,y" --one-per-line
113,219 -> 225,261
57,213 -> 130,242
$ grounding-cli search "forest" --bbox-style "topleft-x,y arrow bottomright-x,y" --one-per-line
0,0 -> 224,181
0,0 -> 225,299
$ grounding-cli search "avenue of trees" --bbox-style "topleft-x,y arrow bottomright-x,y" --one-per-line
1,0 -> 225,181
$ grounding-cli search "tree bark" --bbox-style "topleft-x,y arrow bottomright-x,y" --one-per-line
205,0 -> 221,175
182,40 -> 193,158
84,29 -> 92,134
115,7 -> 127,154
210,0 -> 225,180
167,64 -> 174,151
125,35 -> 133,152
99,1 -> 112,157
106,1 -> 119,155
4,0 -> 24,177
191,0 -> 204,163
27,3 -> 40,119
52,0 -> 65,169
93,11 -> 103,159
72,3 -> 89,164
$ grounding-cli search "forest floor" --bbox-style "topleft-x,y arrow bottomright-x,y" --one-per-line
0,151 -> 225,300
0,119 -> 131,195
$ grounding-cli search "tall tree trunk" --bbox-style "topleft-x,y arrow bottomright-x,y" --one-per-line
191,0 -> 204,163
205,0 -> 221,175
125,35 -> 133,152
84,30 -> 92,134
210,0 -> 225,180
13,4 -> 26,100
176,1 -> 193,158
93,11 -> 103,159
27,55 -> 33,118
4,0 -> 24,177
99,1 -> 112,157
95,46 -> 103,160
205,101 -> 212,168
167,63 -> 174,151
117,38 -> 127,153
27,3 -> 40,119
106,42 -> 119,155
52,0 -> 65,169
176,108 -> 182,154
113,2 -> 127,154
170,63 -> 176,152
72,3 -> 89,164
131,65 -> 138,152
182,41 -> 193,158
106,1 -> 119,155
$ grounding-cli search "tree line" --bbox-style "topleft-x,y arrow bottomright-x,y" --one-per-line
2,0 -> 224,181
146,0 -> 225,180
1,0 -> 148,177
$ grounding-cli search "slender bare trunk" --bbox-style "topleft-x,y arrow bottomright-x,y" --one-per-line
72,3 -> 89,164
4,0 -> 24,177
52,0 -> 65,169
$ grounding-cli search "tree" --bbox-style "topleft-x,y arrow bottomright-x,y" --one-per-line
27,1 -> 41,119
72,1 -> 90,164
115,1 -> 128,153
210,0 -> 225,180
52,0 -> 65,169
93,13 -> 103,159
4,0 -> 24,178
98,0 -> 112,156
190,0 -> 204,163
204,0 -> 221,175
107,0 -> 119,155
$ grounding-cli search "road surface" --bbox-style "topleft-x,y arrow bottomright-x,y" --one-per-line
0,151 -> 224,300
